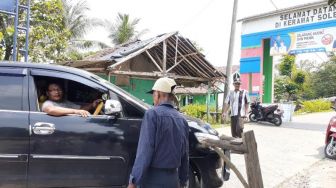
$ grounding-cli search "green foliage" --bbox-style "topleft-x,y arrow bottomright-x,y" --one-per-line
329,0 -> 336,5
279,55 -> 296,77
180,104 -> 221,124
106,13 -> 147,45
275,55 -> 312,102
0,0 -> 105,62
311,61 -> 336,98
297,99 -> 332,114
293,70 -> 306,85
29,0 -> 71,62
0,15 -> 14,60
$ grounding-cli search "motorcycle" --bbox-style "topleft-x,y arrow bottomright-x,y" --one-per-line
249,101 -> 283,126
324,107 -> 336,159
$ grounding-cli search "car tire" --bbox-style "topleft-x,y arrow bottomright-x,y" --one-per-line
188,166 -> 206,188
325,138 -> 336,160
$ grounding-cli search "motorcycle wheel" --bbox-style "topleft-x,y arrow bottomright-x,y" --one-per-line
272,114 -> 282,126
249,113 -> 258,122
324,138 -> 336,160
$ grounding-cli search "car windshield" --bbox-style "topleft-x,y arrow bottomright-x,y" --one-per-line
91,74 -> 151,109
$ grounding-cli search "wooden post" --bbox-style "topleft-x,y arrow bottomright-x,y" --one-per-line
163,40 -> 167,76
243,131 -> 264,188
215,92 -> 219,123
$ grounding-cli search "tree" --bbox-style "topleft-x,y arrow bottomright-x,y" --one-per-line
274,55 -> 309,101
105,13 -> 147,45
61,0 -> 108,61
29,0 -> 71,62
329,0 -> 336,5
278,55 -> 295,77
0,15 -> 14,60
62,0 -> 107,48
312,61 -> 336,98
0,0 -> 71,62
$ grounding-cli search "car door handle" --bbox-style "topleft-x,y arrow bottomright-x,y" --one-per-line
32,122 -> 55,135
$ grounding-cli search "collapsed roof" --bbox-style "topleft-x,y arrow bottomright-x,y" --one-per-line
61,32 -> 225,86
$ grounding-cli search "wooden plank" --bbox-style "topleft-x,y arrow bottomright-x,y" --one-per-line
167,40 -> 209,78
202,139 -> 247,153
167,52 -> 198,60
109,70 -> 209,82
243,131 -> 264,188
167,58 -> 184,72
174,35 -> 179,64
145,50 -> 163,72
163,40 -> 167,75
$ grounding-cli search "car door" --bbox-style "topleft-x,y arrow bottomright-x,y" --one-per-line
0,67 -> 29,188
27,68 -> 140,188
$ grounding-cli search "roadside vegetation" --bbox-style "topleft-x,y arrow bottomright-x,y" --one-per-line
274,55 -> 336,115
180,104 -> 227,127
0,0 -> 145,62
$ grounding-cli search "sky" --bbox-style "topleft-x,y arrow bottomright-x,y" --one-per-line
83,0 -> 329,67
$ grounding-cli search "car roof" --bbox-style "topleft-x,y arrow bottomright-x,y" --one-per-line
0,61 -> 98,80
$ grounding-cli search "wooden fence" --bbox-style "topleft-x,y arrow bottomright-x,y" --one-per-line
199,130 -> 263,188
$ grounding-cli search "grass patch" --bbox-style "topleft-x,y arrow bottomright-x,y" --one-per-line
296,99 -> 332,114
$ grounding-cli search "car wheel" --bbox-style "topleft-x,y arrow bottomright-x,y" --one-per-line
249,113 -> 258,122
272,114 -> 282,126
188,166 -> 206,188
325,138 -> 336,160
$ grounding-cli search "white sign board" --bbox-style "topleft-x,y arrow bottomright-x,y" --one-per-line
242,3 -> 336,35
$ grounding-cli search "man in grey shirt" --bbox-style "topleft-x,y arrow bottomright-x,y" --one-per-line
42,83 -> 101,117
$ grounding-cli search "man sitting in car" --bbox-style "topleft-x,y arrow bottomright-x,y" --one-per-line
42,82 -> 101,117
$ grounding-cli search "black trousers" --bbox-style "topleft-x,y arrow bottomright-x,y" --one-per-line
140,168 -> 179,188
231,115 -> 243,138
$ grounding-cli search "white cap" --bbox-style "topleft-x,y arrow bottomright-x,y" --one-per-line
148,77 -> 177,93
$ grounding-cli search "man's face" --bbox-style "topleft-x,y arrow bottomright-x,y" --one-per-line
152,90 -> 159,106
47,84 -> 63,102
234,82 -> 241,90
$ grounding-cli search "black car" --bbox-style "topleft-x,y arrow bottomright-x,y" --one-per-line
0,62 -> 229,188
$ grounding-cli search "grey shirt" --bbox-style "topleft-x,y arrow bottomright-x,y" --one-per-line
42,100 -> 80,111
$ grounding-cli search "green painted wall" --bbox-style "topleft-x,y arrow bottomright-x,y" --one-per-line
97,74 -> 218,106
127,78 -> 155,105
180,94 -> 217,107
97,74 -> 155,104
262,39 -> 273,103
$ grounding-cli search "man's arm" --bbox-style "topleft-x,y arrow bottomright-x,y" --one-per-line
128,110 -> 156,187
244,91 -> 250,117
43,106 -> 90,117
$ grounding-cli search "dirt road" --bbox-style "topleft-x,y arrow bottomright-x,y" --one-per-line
217,112 -> 335,188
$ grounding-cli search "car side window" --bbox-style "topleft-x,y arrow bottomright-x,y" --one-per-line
117,96 -> 144,118
0,74 -> 24,111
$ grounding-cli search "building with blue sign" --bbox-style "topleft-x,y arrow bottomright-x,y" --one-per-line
239,1 -> 336,103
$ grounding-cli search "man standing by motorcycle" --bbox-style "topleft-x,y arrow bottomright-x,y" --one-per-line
222,76 -> 250,138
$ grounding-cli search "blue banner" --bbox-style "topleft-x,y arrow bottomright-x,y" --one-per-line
288,47 -> 326,55
0,0 -> 16,13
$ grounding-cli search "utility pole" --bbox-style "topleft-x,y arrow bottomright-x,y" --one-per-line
222,0 -> 238,116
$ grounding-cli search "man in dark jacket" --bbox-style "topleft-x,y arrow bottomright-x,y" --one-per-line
128,77 -> 189,188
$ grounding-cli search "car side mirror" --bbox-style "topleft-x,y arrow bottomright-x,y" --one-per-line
104,99 -> 122,115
